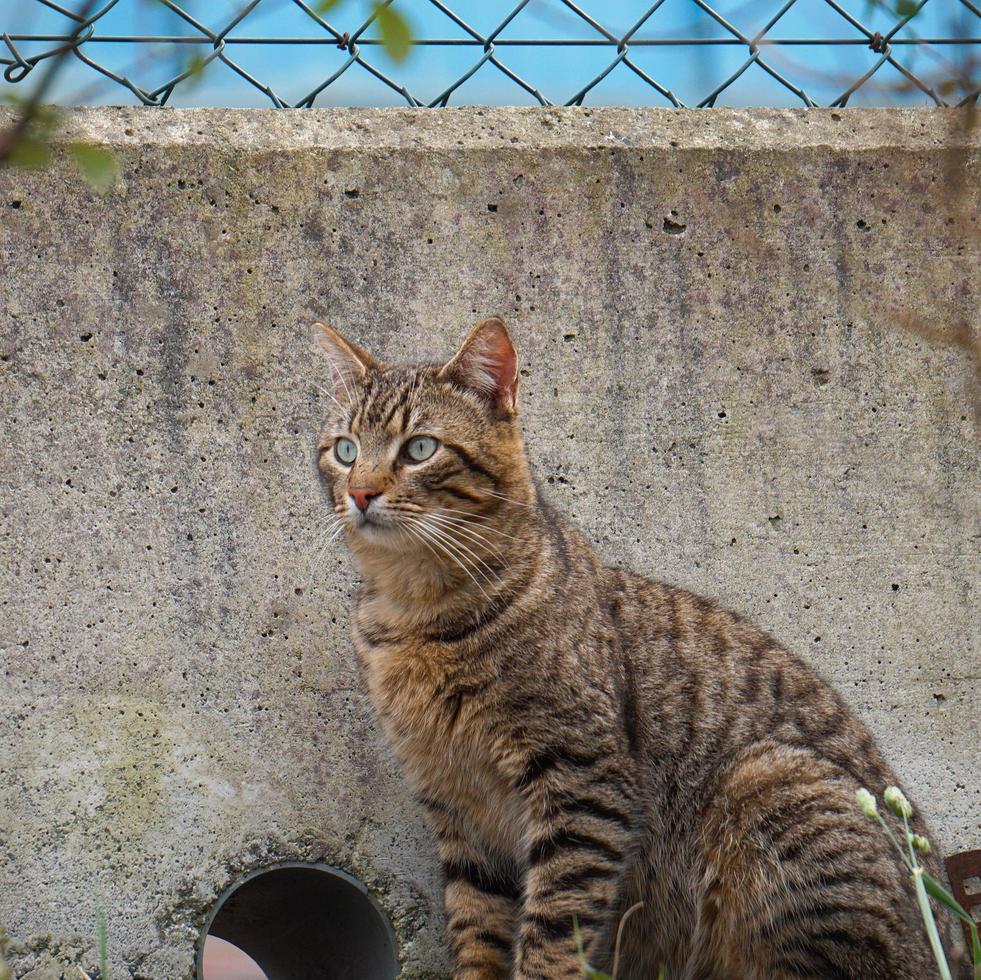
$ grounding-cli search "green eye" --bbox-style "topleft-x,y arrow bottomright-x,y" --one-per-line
335,437 -> 358,465
405,436 -> 438,462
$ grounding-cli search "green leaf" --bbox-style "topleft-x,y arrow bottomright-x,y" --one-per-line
70,143 -> 118,192
315,0 -> 343,11
574,916 -> 587,965
895,0 -> 920,16
8,134 -> 51,169
922,871 -> 981,970
573,915 -> 612,979
96,895 -> 109,980
32,105 -> 62,134
182,53 -> 209,91
372,3 -> 412,62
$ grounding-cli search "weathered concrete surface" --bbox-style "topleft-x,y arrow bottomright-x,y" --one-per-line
0,107 -> 978,978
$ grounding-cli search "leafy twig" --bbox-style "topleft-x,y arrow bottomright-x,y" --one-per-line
857,786 -> 981,980
0,0 -> 100,164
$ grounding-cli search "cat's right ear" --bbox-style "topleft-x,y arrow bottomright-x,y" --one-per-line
312,322 -> 378,396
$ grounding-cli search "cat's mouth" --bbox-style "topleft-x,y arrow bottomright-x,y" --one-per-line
351,510 -> 396,536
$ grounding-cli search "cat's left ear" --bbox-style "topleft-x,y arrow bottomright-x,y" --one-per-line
438,317 -> 519,418
312,322 -> 379,395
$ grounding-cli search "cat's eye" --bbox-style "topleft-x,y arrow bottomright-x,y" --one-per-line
335,437 -> 358,465
404,436 -> 438,463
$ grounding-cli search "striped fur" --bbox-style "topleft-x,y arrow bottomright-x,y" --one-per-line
313,318 -> 963,980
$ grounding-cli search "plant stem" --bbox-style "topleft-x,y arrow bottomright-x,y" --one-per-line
611,903 -> 644,980
902,812 -> 918,869
913,868 -> 952,980
876,812 -> 913,871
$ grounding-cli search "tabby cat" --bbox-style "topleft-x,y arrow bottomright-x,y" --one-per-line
313,317 -> 960,979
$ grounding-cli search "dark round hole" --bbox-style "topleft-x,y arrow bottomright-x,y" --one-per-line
197,862 -> 399,980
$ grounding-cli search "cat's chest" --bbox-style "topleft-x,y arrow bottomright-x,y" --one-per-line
358,633 -> 492,764
357,633 -> 527,856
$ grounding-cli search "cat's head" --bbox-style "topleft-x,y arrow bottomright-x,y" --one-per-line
313,318 -> 531,561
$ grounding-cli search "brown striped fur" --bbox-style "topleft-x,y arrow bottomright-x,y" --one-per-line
313,318 -> 963,980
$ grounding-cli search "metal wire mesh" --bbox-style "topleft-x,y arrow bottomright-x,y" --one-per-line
3,0 -> 979,109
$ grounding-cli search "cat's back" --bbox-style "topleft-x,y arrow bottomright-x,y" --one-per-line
600,562 -> 891,793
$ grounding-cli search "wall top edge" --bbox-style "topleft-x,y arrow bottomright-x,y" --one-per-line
1,106 -> 976,153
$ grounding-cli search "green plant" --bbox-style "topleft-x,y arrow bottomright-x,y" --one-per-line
316,0 -> 414,62
0,926 -> 12,980
856,786 -> 981,980
73,895 -> 108,980
571,787 -> 979,980
2,0 -> 415,183
96,896 -> 108,980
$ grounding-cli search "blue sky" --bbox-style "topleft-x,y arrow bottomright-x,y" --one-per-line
2,0 -> 975,109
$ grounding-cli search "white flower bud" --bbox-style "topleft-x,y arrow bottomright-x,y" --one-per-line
884,786 -> 913,820
856,787 -> 878,819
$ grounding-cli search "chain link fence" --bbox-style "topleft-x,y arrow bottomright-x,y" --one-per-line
2,0 -> 979,109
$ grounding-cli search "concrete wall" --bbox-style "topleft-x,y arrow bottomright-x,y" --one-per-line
0,107 -> 977,979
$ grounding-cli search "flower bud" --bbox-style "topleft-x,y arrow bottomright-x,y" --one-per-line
910,833 -> 931,854
856,787 -> 878,819
884,786 -> 913,820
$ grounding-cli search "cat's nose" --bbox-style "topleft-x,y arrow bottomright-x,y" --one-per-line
349,486 -> 380,513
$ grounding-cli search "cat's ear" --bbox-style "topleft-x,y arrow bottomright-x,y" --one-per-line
438,317 -> 519,418
312,322 -> 379,395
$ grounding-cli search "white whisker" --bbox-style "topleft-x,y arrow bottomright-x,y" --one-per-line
414,517 -> 502,587
403,517 -> 492,600
305,377 -> 345,411
424,511 -> 507,558
432,507 -> 528,542
321,387 -> 347,414
265,363 -> 348,413
310,522 -> 343,565
309,514 -> 342,545
475,487 -> 535,509
320,349 -> 354,404
305,516 -> 346,586
424,519 -> 504,574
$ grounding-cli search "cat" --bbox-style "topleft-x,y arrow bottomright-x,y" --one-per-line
312,316 -> 961,980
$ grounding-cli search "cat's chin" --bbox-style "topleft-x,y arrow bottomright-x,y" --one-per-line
350,517 -> 405,548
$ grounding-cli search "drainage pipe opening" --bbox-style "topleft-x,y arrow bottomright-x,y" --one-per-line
197,862 -> 398,980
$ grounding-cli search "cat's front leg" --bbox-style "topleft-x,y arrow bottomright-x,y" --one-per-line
511,756 -> 636,980
420,796 -> 520,979
443,867 -> 519,980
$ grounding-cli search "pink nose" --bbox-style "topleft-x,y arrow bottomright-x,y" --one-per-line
349,486 -> 380,513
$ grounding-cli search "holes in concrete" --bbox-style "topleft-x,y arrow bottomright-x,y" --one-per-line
198,863 -> 398,980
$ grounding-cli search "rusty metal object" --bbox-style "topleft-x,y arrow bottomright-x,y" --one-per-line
945,849 -> 981,950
